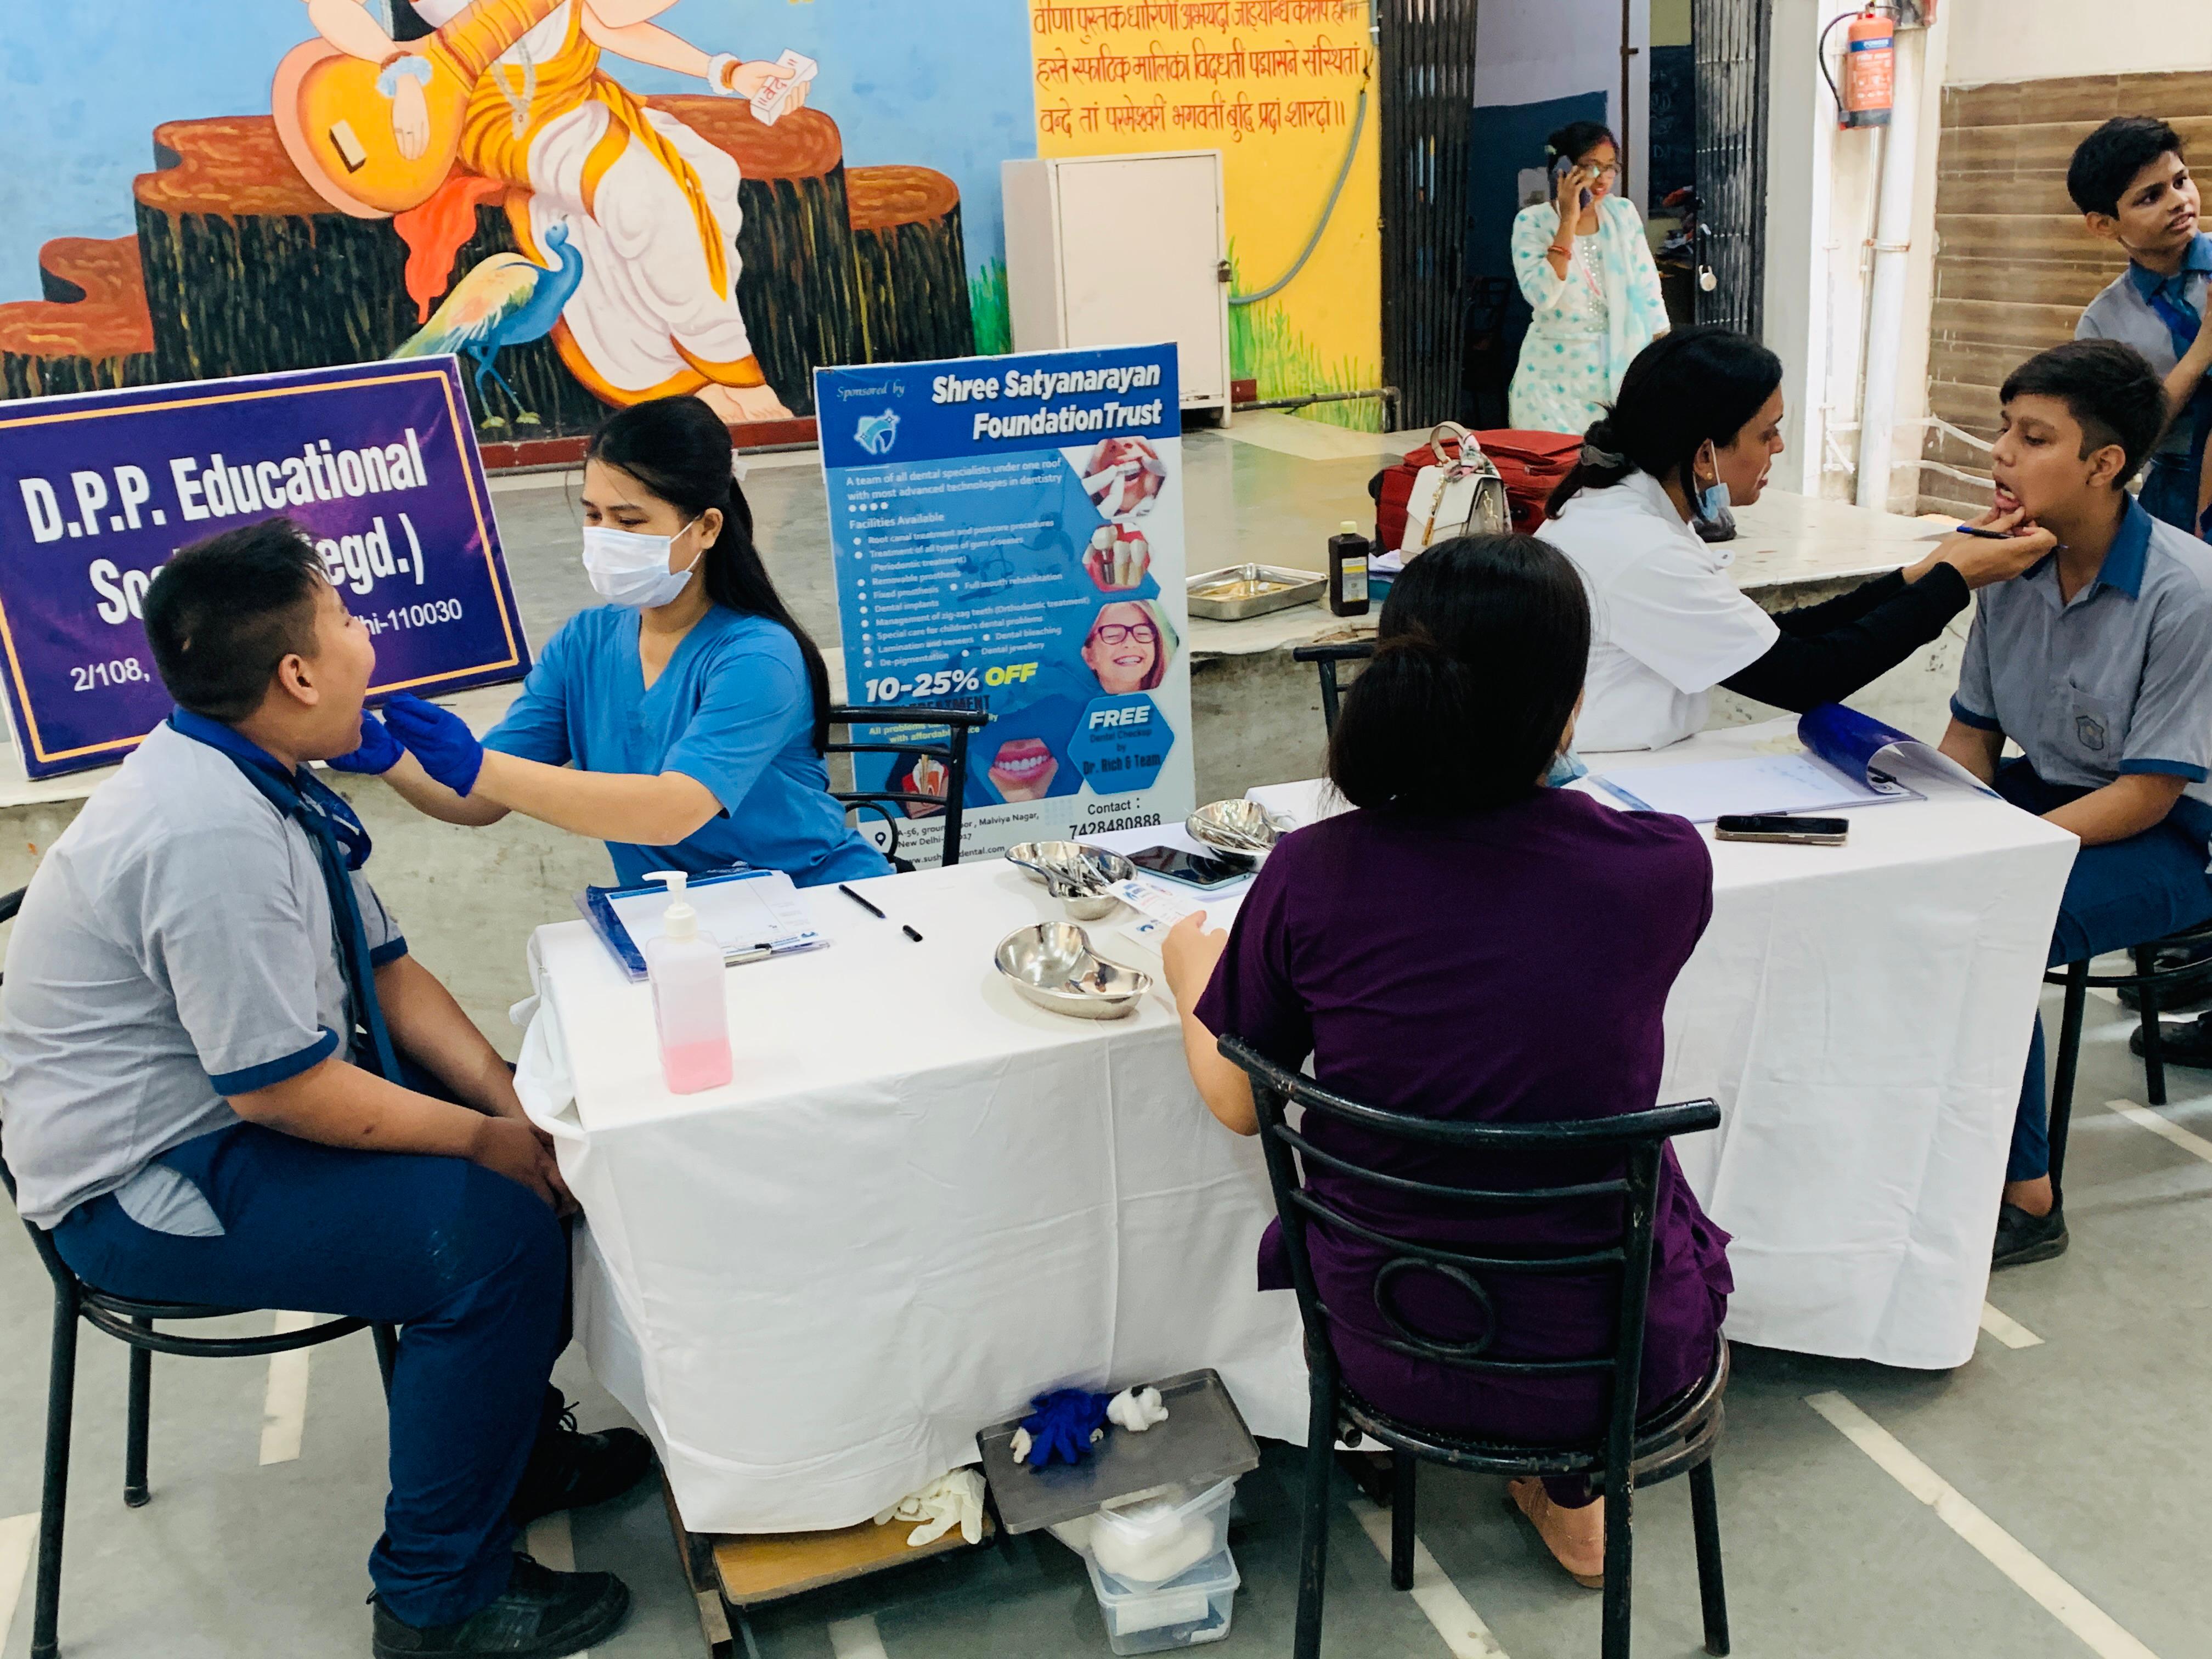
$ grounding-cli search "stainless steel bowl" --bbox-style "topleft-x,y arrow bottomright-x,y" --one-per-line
993,922 -> 1153,1020
1186,799 -> 1291,856
1003,841 -> 1138,920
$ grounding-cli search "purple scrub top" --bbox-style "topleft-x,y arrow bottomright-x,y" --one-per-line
1195,787 -> 1731,1444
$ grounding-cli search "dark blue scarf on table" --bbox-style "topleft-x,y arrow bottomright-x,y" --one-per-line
169,708 -> 400,1081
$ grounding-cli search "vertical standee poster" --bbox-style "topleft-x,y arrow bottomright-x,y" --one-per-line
817,344 -> 1195,862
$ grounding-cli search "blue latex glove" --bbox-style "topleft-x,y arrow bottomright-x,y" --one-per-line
327,710 -> 404,776
382,692 -> 484,797
1019,1389 -> 1113,1469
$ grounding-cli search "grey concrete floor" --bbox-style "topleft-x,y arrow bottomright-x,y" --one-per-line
3,977 -> 2207,1658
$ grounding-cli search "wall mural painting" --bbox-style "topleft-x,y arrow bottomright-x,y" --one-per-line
0,1 -> 979,437
1030,0 -> 1384,429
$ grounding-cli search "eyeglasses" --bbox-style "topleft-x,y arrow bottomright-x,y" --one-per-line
1093,622 -> 1158,646
1584,163 -> 1621,180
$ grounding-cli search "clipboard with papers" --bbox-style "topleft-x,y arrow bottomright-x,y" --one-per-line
1590,704 -> 1996,823
578,867 -> 821,981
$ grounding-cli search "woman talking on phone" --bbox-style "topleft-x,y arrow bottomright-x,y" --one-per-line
1541,327 -> 2057,752
332,396 -> 890,889
1508,121 -> 1672,434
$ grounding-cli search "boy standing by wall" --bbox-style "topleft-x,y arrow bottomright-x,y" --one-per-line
2069,117 -> 2212,534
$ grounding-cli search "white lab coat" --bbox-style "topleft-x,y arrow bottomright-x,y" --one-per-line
1540,472 -> 1779,752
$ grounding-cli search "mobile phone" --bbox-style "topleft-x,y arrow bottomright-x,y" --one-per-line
1713,815 -> 1849,847
1129,845 -> 1256,889
1552,155 -> 1593,210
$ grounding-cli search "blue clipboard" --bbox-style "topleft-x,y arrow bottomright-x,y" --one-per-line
574,866 -> 818,981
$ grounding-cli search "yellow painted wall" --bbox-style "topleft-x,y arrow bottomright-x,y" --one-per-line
1027,1 -> 1383,426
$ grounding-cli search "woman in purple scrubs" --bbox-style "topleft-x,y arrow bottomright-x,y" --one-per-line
1161,533 -> 1731,1588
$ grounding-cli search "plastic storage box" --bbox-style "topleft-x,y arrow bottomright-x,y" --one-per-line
1085,1547 -> 1239,1654
1088,1478 -> 1236,1587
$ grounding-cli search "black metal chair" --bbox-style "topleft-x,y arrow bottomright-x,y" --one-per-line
2042,917 -> 2212,1206
826,704 -> 991,871
1290,642 -> 1375,739
1221,1034 -> 1729,1659
0,887 -> 398,1659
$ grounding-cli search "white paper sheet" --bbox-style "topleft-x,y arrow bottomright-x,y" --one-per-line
1592,752 -> 1915,821
607,871 -> 816,957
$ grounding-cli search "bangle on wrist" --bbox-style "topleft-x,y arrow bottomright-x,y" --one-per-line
705,51 -> 742,95
376,54 -> 433,99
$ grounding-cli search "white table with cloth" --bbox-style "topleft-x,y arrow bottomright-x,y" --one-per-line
514,717 -> 2075,1537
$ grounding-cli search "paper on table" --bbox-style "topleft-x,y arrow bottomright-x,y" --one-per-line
606,871 -> 816,958
1592,752 -> 1913,821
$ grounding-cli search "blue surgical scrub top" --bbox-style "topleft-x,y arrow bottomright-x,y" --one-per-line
484,604 -> 890,889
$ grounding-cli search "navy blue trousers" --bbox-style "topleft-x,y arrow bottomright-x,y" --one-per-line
52,1121 -> 567,1627
2000,762 -> 2212,1182
2138,443 -> 2210,539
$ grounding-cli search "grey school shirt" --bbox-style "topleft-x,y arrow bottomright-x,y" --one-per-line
1951,498 -> 2212,833
0,721 -> 403,1229
2075,232 -> 2212,464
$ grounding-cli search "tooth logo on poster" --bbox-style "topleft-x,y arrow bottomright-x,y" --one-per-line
855,410 -> 900,456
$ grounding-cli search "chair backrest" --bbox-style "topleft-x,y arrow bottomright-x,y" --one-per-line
1220,1033 -> 1718,1459
0,885 -> 76,1296
826,705 -> 991,869
1290,642 -> 1375,739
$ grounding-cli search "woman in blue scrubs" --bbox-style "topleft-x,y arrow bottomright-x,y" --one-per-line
342,397 -> 890,888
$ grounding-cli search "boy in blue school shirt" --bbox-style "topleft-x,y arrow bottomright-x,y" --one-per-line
0,520 -> 646,1658
1937,341 -> 2212,1269
2069,116 -> 2212,534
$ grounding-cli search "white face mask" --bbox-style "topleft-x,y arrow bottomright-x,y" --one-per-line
581,517 -> 704,610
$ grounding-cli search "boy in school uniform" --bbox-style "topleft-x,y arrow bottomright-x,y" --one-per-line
0,519 -> 646,1658
1938,340 -> 2212,1269
2069,116 -> 2212,534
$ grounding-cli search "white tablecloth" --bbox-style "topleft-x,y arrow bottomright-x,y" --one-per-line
517,719 -> 2075,1535
515,855 -> 1301,1537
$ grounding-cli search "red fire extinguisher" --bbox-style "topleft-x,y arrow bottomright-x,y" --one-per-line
1839,5 -> 1895,128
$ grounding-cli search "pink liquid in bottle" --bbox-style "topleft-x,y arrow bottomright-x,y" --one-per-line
660,1036 -> 733,1094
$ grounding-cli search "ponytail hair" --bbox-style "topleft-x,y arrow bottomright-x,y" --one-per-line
1327,533 -> 1589,814
585,396 -> 833,752
1545,325 -> 1784,520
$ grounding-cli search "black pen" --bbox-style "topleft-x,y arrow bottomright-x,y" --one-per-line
901,923 -> 924,943
838,883 -> 887,919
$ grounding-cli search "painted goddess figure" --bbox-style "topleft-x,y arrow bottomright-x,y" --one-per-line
296,0 -> 800,421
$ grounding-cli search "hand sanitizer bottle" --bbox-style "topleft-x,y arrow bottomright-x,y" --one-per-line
642,871 -> 732,1093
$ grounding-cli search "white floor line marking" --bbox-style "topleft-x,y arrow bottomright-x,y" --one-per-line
828,1613 -> 891,1659
2105,1098 -> 2212,1166
523,1514 -> 588,1659
257,1310 -> 318,1466
1807,1393 -> 2159,1659
1979,1302 -> 2044,1349
0,1512 -> 38,1655
1347,1495 -> 1510,1658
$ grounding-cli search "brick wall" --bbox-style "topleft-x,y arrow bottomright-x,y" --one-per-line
1922,71 -> 2212,515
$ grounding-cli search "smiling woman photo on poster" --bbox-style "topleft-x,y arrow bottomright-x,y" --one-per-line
1081,601 -> 1176,696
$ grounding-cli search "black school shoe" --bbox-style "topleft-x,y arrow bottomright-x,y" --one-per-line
509,1406 -> 656,1529
1991,1201 -> 2067,1269
2130,1013 -> 2212,1068
371,1555 -> 629,1658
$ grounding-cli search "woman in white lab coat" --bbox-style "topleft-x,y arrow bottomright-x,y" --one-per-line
1537,327 -> 2053,751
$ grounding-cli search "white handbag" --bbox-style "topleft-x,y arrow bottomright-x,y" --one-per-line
1401,422 -> 1510,556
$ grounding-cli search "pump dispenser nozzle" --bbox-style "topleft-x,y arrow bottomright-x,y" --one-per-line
645,870 -> 699,942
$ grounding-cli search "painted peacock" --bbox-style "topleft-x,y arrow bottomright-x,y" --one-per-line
389,222 -> 584,429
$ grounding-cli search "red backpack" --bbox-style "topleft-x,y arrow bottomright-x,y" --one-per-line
1371,426 -> 1583,550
